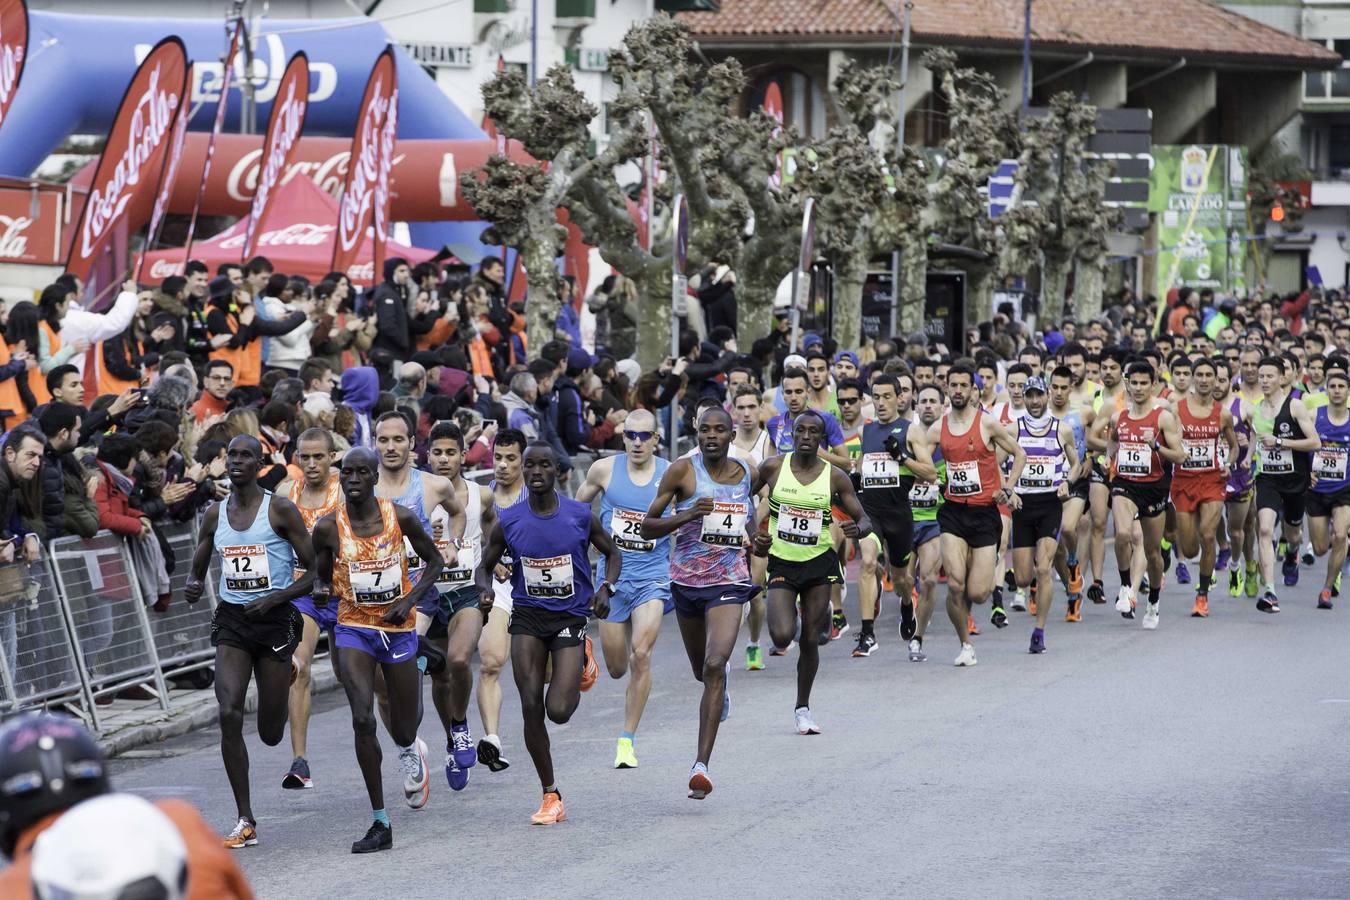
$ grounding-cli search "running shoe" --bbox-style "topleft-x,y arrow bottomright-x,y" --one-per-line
953,642 -> 978,667
1335,571 -> 1343,598
688,763 -> 713,800
1115,586 -> 1136,619
1216,547 -> 1231,571
614,737 -> 638,769
852,633 -> 878,657
1175,561 -> 1191,585
1142,603 -> 1160,630
1064,593 -> 1083,622
223,818 -> 257,850
832,611 -> 850,639
1278,539 -> 1288,560
281,757 -> 312,790
967,613 -> 980,636
1245,564 -> 1260,598
991,585 -> 1004,612
794,706 -> 821,735
401,738 -> 430,809
476,735 -> 510,772
580,635 -> 599,692
1191,593 -> 1209,618
1257,590 -> 1280,614
1087,580 -> 1105,605
1228,567 -> 1243,597
745,645 -> 764,670
450,721 -> 476,769
1010,589 -> 1028,612
1066,561 -> 1083,595
881,568 -> 894,592
769,641 -> 795,656
1028,584 -> 1038,616
899,601 -> 917,641
1303,543 -> 1316,567
907,637 -> 926,662
1318,587 -> 1334,610
1160,540 -> 1172,573
990,607 -> 1008,629
1282,555 -> 1299,587
1028,627 -> 1046,654
531,791 -> 566,825
445,753 -> 468,792
351,820 -> 392,854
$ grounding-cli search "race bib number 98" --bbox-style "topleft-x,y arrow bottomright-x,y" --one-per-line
1316,447 -> 1348,481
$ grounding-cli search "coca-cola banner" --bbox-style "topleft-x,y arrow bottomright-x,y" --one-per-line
66,36 -> 187,281
137,62 -> 192,281
241,50 -> 308,261
371,82 -> 398,282
0,185 -> 63,265
182,17 -> 241,266
331,46 -> 394,278
0,1 -> 27,136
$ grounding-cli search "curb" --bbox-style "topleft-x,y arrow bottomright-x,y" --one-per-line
99,668 -> 343,758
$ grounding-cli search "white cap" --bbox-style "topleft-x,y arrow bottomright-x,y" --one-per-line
32,793 -> 188,900
783,354 -> 808,371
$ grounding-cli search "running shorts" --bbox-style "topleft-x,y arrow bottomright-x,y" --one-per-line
914,520 -> 941,548
671,582 -> 758,619
862,502 -> 913,568
1067,476 -> 1090,503
334,625 -> 418,664
292,594 -> 337,632
211,601 -> 301,663
1089,457 -> 1109,486
1012,494 -> 1063,548
605,578 -> 673,623
507,605 -> 587,650
1110,477 -> 1171,519
1255,477 -> 1309,525
936,502 -> 1002,549
767,549 -> 844,593
422,585 -> 482,638
1170,473 -> 1226,514
1307,486 -> 1350,519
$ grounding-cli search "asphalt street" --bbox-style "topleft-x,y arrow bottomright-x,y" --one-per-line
109,562 -> 1350,899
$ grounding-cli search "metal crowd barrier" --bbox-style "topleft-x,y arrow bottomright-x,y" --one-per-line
0,558 -> 97,730
148,521 -> 219,680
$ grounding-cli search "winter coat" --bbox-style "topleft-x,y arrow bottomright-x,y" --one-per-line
501,391 -> 540,440
92,460 -> 146,537
43,448 -> 98,540
551,375 -> 592,455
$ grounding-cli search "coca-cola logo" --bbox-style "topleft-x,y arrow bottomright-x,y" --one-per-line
81,65 -> 179,259
347,261 -> 375,283
149,258 -> 184,279
0,214 -> 30,258
245,70 -> 308,253
220,222 -> 333,250
224,148 -> 407,205
0,19 -> 25,129
336,72 -> 389,256
373,87 -> 399,241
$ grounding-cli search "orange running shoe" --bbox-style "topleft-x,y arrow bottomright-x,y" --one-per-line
1067,561 -> 1083,595
1191,592 -> 1209,617
1029,584 -> 1038,617
580,636 -> 598,692
223,817 -> 257,849
1064,595 -> 1082,622
882,569 -> 894,592
967,613 -> 981,636
531,791 -> 566,825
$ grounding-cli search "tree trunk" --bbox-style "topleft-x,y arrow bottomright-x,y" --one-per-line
1074,254 -> 1106,322
737,273 -> 775,349
522,234 -> 560,354
966,262 -> 995,329
897,234 -> 928,336
635,269 -> 671,372
832,250 -> 866,353
1040,251 -> 1071,326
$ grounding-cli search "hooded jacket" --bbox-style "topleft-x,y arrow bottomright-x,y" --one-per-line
340,366 -> 380,448
369,258 -> 427,362
501,390 -> 540,440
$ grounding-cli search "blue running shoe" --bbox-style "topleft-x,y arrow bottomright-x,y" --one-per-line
1028,627 -> 1046,654
445,750 -> 469,791
1282,555 -> 1299,587
450,722 -> 476,769
1215,547 -> 1231,571
1175,562 -> 1191,585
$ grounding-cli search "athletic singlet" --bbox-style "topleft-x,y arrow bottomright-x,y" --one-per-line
1092,388 -> 1127,465
213,493 -> 296,605
767,409 -> 845,454
490,479 -> 525,605
384,467 -> 431,573
436,479 -> 482,593
910,446 -> 945,522
333,499 -> 413,632
671,454 -> 752,587
1058,409 -> 1087,476
1313,406 -> 1350,494
1304,389 -> 1329,412
498,492 -> 594,616
768,458 -> 834,562
730,429 -> 772,468
1253,393 -> 1309,486
860,417 -> 914,507
287,474 -> 342,579
599,454 -> 672,584
939,410 -> 1000,506
1176,399 -> 1223,476
1014,417 -> 1067,495
1113,406 -> 1166,483
1224,395 -> 1253,493
839,419 -> 867,461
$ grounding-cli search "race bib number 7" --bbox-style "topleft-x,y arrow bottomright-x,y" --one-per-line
222,544 -> 271,593
348,557 -> 401,607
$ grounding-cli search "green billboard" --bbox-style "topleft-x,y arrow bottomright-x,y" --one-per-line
1150,144 -> 1248,299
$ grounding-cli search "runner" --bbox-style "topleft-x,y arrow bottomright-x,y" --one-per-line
183,435 -> 315,849
575,410 -> 673,769
275,428 -> 344,790
857,372 -> 937,657
1010,376 -> 1079,653
1085,348 -> 1127,605
1252,354 -> 1320,612
311,447 -> 444,852
750,410 -> 873,730
476,443 -> 620,824
1308,367 -> 1350,609
906,384 -> 947,661
995,363 -> 1029,616
641,407 -> 757,798
1214,359 -> 1259,599
1162,352 -> 1195,581
926,361 -> 1026,666
1170,358 -> 1238,617
832,377 -> 879,652
424,421 -> 497,790
728,384 -> 773,669
1106,362 -> 1185,629
1047,365 -> 1093,621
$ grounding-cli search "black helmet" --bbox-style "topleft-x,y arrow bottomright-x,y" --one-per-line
0,711 -> 109,858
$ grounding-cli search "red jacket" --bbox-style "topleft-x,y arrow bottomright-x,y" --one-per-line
93,460 -> 145,536
1281,290 -> 1310,335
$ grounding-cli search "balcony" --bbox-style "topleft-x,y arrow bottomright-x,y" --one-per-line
556,0 -> 595,19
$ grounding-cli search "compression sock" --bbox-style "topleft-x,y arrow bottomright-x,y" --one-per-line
620,731 -> 635,743
543,784 -> 559,797
862,619 -> 875,637
1148,587 -> 1160,605
373,808 -> 390,827
1119,569 -> 1132,589
1198,574 -> 1212,592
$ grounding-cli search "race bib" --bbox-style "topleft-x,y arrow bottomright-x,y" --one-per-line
700,501 -> 748,546
404,537 -> 424,572
348,556 -> 401,607
522,555 -> 574,599
1260,445 -> 1294,474
1316,446 -> 1348,481
1017,459 -> 1054,491
947,460 -> 982,497
776,504 -> 823,545
861,452 -> 900,488
611,508 -> 655,553
910,481 -> 939,509
222,544 -> 271,593
1116,442 -> 1151,478
437,538 -> 475,588
1181,439 -> 1216,471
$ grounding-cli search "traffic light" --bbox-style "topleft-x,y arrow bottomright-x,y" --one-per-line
1271,200 -> 1286,223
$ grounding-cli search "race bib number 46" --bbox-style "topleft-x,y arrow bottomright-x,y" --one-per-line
700,501 -> 747,546
611,508 -> 655,553
222,544 -> 271,593
348,557 -> 401,607
522,555 -> 574,599
1260,446 -> 1294,474
776,504 -> 823,545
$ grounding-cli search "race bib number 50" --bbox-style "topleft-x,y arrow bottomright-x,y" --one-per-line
222,544 -> 271,593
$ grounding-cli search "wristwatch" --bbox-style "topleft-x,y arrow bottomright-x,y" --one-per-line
598,580 -> 616,594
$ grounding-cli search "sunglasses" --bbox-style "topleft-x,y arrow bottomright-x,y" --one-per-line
623,430 -> 655,443
837,396 -> 861,405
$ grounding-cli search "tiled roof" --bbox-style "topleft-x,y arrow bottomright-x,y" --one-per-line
680,0 -> 1341,67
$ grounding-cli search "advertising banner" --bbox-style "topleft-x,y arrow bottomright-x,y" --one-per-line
182,17 -> 241,265
66,36 -> 187,281
0,0 -> 27,136
333,46 -> 395,277
241,51 -> 309,260
138,63 -> 192,280
0,185 -> 63,265
1150,144 -> 1248,299
371,79 -> 398,282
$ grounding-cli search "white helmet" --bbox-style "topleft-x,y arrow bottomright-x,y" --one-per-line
30,793 -> 187,900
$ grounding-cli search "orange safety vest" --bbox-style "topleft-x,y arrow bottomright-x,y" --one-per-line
31,322 -> 60,406
467,335 -> 493,378
98,335 -> 141,399
209,313 -> 262,387
416,317 -> 455,352
0,342 -> 24,428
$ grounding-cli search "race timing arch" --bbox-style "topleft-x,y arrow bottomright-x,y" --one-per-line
0,9 -> 490,253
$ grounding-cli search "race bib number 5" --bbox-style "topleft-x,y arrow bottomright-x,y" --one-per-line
222,544 -> 271,593
776,504 -> 823,545
348,557 -> 401,607
700,501 -> 748,546
522,555 -> 575,599
611,508 -> 655,553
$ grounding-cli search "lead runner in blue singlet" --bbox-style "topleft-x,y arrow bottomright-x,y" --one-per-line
575,409 -> 673,771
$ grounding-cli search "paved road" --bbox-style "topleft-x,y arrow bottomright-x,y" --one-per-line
110,564 -> 1350,899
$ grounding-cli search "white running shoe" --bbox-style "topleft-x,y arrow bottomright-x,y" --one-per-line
1115,586 -> 1135,615
1142,603 -> 1160,630
1010,589 -> 1028,612
401,737 -> 430,809
954,643 -> 978,667
794,706 -> 821,735
907,638 -> 926,662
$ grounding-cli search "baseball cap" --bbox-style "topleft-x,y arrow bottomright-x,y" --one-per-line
783,353 -> 808,371
1024,376 -> 1047,394
833,350 -> 859,368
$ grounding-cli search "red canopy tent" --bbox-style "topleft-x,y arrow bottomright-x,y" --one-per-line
141,174 -> 437,286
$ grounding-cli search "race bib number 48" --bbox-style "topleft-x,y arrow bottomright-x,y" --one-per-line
700,501 -> 747,546
222,544 -> 271,593
348,557 -> 401,607
611,508 -> 655,553
522,555 -> 574,598
947,460 -> 982,497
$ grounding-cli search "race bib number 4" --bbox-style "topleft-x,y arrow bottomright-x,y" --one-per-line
1181,439 -> 1216,471
437,539 -> 475,588
1116,442 -> 1151,478
1260,446 -> 1294,474
611,508 -> 655,553
522,555 -> 574,599
1316,447 -> 1348,481
222,544 -> 271,593
348,557 -> 401,607
947,460 -> 982,497
700,501 -> 748,546
776,504 -> 823,545
861,452 -> 900,488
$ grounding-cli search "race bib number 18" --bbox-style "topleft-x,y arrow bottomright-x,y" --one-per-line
776,504 -> 823,545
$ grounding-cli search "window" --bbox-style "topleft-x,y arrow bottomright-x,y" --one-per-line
1304,39 -> 1350,100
